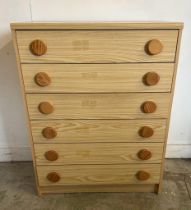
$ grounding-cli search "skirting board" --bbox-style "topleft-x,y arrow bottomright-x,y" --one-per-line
165,144 -> 191,158
0,144 -> 190,161
0,146 -> 32,161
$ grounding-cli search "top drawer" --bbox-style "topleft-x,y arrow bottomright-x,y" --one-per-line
16,30 -> 178,63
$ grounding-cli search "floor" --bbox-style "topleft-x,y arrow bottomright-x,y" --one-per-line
0,160 -> 191,210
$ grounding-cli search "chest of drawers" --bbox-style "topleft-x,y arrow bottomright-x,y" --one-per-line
11,22 -> 183,195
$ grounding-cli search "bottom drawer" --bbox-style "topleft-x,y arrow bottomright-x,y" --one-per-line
37,164 -> 161,186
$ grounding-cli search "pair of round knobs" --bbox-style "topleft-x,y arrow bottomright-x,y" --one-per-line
34,72 -> 160,87
46,170 -> 150,183
29,39 -> 163,56
41,126 -> 154,140
38,101 -> 157,115
44,148 -> 152,162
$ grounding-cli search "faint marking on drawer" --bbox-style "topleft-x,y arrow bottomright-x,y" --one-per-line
73,40 -> 89,50
81,72 -> 98,79
76,150 -> 90,157
81,100 -> 97,108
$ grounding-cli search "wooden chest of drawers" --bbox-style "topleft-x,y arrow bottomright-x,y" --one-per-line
11,22 -> 183,195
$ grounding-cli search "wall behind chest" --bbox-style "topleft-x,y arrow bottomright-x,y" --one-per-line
0,0 -> 190,160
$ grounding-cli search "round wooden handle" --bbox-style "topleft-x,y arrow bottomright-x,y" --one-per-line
139,126 -> 154,138
44,150 -> 58,161
143,72 -> 160,86
34,72 -> 51,87
136,171 -> 150,181
141,101 -> 157,113
137,149 -> 152,160
38,102 -> 54,114
47,172 -> 60,183
30,39 -> 47,56
42,127 -> 57,139
145,39 -> 163,55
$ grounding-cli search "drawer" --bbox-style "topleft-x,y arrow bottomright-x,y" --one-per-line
26,93 -> 170,119
22,63 -> 174,93
34,143 -> 163,165
37,164 -> 161,186
16,30 -> 178,63
31,119 -> 166,143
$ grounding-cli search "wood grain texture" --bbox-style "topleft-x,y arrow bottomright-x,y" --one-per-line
158,28 -> 183,193
137,149 -> 152,160
34,72 -> 51,87
143,72 -> 160,86
42,127 -> 57,139
46,172 -> 60,183
44,150 -> 59,161
29,39 -> 47,56
36,164 -> 161,186
16,30 -> 178,63
39,184 -> 157,193
10,22 -> 184,30
139,126 -> 154,138
11,28 -> 41,195
11,22 -> 183,195
31,119 -> 166,143
21,63 -> 174,93
26,93 -> 171,119
38,102 -> 54,114
136,170 -> 150,181
141,101 -> 157,113
34,143 -> 163,165
146,39 -> 163,55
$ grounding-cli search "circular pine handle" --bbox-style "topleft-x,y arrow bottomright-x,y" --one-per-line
141,101 -> 157,113
30,39 -> 47,56
145,39 -> 163,55
38,102 -> 54,114
139,126 -> 154,138
136,171 -> 150,181
44,150 -> 58,161
47,172 -> 60,183
137,149 -> 152,160
34,72 -> 51,87
42,127 -> 57,139
143,72 -> 160,86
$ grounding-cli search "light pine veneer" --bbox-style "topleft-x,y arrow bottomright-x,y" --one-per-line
11,22 -> 183,195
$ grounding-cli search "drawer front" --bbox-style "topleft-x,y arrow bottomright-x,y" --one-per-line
34,143 -> 163,165
37,164 -> 161,186
31,119 -> 166,143
17,30 -> 178,63
22,63 -> 174,93
26,93 -> 170,119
